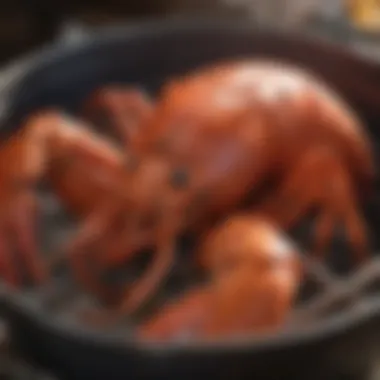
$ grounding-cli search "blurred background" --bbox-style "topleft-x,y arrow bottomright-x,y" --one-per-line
1,0 -> 380,65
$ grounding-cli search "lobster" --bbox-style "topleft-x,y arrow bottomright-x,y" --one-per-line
2,59 -> 374,321
138,214 -> 303,341
68,59 -> 374,319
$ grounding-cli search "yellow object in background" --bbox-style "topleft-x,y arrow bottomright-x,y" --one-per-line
348,0 -> 380,30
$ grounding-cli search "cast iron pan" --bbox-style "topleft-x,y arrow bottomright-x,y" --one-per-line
2,19 -> 380,380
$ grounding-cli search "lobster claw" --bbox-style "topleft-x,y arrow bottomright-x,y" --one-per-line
138,215 -> 303,341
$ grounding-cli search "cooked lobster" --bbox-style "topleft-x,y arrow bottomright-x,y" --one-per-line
2,59 -> 373,320
73,59 -> 373,317
138,214 -> 302,341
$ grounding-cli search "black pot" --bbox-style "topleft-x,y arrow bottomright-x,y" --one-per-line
2,18 -> 380,380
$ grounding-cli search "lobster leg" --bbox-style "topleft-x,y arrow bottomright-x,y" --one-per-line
9,191 -> 47,284
67,203 -> 158,306
117,222 -> 178,315
80,204 -> 184,326
94,225 -> 154,270
0,221 -> 19,287
76,224 -> 178,326
313,211 -> 336,259
0,113 -> 56,286
82,87 -> 154,147
257,148 -> 367,263
0,191 -> 46,287
66,201 -> 120,301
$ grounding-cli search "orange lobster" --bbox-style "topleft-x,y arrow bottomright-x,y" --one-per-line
67,59 -> 374,318
2,59 -> 374,320
138,214 -> 303,341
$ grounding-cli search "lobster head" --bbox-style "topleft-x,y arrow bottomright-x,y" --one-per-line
121,152 -> 191,252
106,154 -> 192,314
